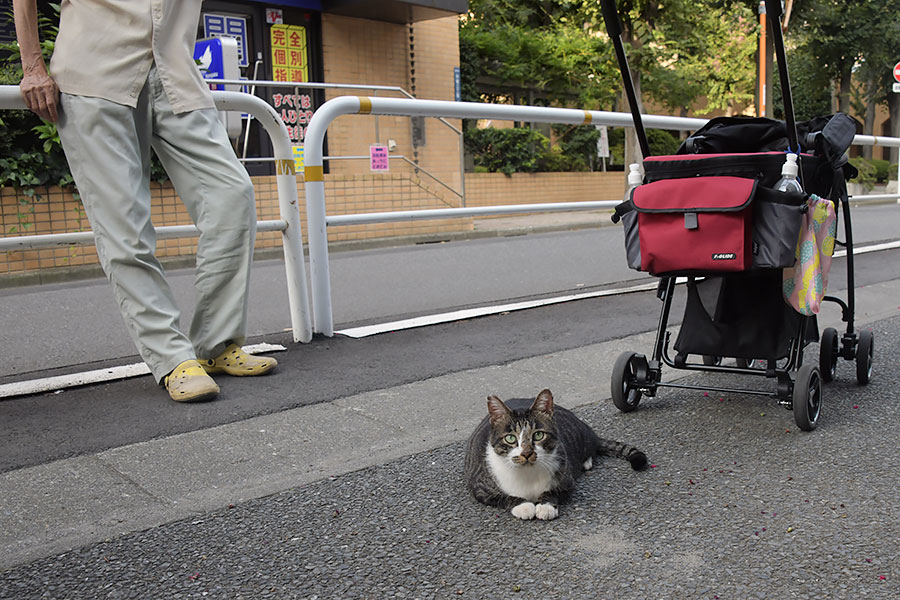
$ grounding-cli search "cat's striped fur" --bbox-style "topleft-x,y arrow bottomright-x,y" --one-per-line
464,389 -> 647,520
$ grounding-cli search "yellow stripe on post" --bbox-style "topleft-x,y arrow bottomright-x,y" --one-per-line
304,165 -> 324,182
358,97 -> 373,114
583,111 -> 593,125
275,159 -> 295,176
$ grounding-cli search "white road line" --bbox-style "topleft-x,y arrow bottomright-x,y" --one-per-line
0,343 -> 286,400
338,238 -> 900,339
337,280 -> 668,338
4,239 -> 899,398
833,239 -> 900,258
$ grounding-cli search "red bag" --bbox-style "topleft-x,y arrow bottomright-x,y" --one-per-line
631,176 -> 757,275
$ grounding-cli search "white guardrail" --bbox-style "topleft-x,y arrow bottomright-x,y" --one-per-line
2,86 -> 900,341
0,85 -> 312,343
303,95 -> 900,336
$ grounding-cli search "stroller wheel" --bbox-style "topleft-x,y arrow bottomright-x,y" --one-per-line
702,355 -> 722,366
611,351 -> 644,413
792,364 -> 822,431
856,329 -> 874,385
819,327 -> 839,383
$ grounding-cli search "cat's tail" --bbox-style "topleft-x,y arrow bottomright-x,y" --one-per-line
596,438 -> 648,471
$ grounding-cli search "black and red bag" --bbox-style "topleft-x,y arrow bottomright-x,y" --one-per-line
614,151 -> 812,276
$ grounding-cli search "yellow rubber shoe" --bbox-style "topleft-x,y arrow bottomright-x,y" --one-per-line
202,343 -> 277,377
165,359 -> 220,403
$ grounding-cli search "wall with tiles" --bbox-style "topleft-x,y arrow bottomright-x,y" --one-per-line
0,171 -> 623,278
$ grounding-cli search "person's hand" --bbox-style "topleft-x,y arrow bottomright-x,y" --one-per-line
20,66 -> 59,122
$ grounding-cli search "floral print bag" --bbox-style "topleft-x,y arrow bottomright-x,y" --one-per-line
782,194 -> 837,315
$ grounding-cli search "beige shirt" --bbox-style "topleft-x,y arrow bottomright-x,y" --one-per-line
49,0 -> 215,113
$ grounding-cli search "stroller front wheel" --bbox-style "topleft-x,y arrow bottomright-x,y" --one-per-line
611,351 -> 645,413
820,327 -> 839,383
856,329 -> 874,385
792,364 -> 822,431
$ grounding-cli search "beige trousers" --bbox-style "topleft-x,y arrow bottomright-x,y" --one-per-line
57,66 -> 257,382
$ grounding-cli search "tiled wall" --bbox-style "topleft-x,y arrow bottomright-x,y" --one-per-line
0,171 -> 623,278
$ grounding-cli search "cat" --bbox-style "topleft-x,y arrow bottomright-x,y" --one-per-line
464,389 -> 648,520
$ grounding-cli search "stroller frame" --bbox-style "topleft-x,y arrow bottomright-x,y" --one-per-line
601,0 -> 874,431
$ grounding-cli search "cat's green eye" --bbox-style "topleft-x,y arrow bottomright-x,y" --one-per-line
533,431 -> 546,441
503,434 -> 518,445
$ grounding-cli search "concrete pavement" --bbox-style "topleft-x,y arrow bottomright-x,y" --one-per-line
3,209 -> 900,598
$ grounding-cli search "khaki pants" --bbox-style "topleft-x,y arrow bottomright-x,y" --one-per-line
57,66 -> 256,382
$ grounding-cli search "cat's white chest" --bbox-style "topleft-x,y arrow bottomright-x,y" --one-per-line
485,442 -> 556,501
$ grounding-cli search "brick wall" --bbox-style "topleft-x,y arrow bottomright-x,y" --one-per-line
319,14 -> 463,195
0,171 -> 623,278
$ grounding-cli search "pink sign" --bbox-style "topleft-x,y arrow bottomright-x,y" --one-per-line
370,145 -> 389,172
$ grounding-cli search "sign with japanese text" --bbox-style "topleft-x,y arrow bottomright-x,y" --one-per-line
272,93 -> 314,143
370,146 -> 390,172
266,8 -> 284,24
271,24 -> 309,83
203,14 -> 249,68
292,145 -> 305,173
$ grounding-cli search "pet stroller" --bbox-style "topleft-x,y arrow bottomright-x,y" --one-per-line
600,0 -> 873,431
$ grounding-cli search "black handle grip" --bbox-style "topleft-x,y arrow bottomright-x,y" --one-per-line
598,0 -> 651,158
764,0 -> 783,19
600,0 -> 622,38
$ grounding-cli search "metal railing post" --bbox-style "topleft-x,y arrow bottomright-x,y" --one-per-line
302,96 -> 363,337
210,91 -> 313,343
0,85 -> 313,343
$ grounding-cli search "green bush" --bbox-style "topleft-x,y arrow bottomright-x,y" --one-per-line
464,127 -> 550,175
538,146 -> 588,172
848,157 -> 877,191
647,128 -> 681,156
868,158 -> 898,182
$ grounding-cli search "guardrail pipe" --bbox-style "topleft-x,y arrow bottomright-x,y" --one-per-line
0,85 -> 312,343
303,96 -> 900,337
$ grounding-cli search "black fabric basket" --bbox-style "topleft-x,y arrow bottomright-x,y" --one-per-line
673,272 -> 813,360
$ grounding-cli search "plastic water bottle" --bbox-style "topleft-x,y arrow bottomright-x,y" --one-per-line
626,163 -> 643,198
621,163 -> 644,270
774,153 -> 803,193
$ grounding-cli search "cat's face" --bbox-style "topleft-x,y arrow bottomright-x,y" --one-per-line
487,390 -> 558,468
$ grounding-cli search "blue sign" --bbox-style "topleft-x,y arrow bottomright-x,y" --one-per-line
454,66 -> 461,102
203,14 -> 249,67
194,38 -> 226,90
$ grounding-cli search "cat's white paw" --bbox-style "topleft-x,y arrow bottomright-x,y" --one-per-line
511,502 -> 536,520
583,457 -> 593,471
535,503 -> 558,520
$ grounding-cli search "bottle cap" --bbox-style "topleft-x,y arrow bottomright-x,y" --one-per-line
627,163 -> 643,186
782,153 -> 799,177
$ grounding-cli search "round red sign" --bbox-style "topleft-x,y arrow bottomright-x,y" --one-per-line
894,61 -> 900,83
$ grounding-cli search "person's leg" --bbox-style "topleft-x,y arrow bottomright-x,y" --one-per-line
56,91 -> 198,383
145,69 -> 257,361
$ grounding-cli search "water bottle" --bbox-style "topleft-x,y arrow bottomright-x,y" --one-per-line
626,163 -> 643,197
774,153 -> 803,193
622,163 -> 643,270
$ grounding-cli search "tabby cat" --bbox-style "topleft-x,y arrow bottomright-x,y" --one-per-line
464,389 -> 648,520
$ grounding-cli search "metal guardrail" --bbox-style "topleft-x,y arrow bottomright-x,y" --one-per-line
0,85 -> 313,344
3,85 -> 899,342
206,78 -> 467,205
302,95 -> 900,337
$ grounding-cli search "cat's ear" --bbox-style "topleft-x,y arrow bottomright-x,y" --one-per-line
487,395 -> 512,426
531,389 -> 554,417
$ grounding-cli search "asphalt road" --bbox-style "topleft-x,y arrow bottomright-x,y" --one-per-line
2,315 -> 899,599
1,203 -> 900,597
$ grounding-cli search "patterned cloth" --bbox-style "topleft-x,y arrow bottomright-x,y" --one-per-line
783,195 -> 837,315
